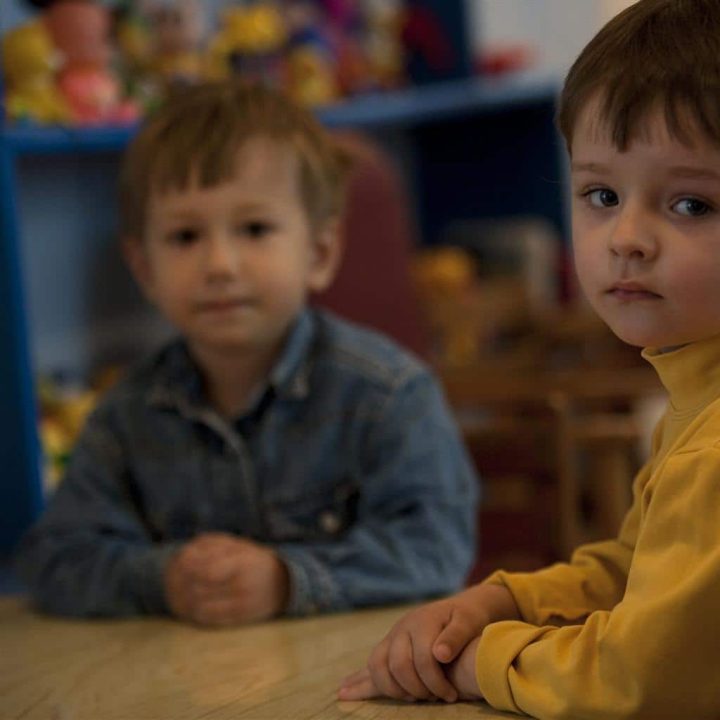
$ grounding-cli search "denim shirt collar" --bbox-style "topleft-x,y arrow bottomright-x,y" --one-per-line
147,308 -> 316,415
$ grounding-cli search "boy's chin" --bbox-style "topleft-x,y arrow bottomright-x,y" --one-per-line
612,327 -> 697,350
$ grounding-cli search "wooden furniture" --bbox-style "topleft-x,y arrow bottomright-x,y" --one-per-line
441,361 -> 666,569
0,597 -> 515,719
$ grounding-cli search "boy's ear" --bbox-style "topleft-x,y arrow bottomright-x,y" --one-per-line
121,235 -> 154,300
308,217 -> 344,293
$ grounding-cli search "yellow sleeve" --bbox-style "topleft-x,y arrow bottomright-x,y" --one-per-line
483,461 -> 647,625
476,447 -> 720,719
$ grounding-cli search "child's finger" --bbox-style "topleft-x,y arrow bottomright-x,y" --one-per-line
337,669 -> 381,700
339,668 -> 370,688
411,635 -> 458,703
191,596 -> 243,626
386,633 -> 437,701
367,638 -> 414,701
193,551 -> 243,584
432,610 -> 476,663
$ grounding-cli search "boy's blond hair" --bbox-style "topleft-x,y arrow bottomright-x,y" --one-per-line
558,0 -> 720,152
119,81 -> 350,238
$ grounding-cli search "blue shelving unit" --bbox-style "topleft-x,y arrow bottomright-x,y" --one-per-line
0,72 -> 559,148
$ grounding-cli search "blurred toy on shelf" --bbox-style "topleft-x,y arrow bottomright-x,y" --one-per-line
37,366 -> 121,491
0,0 -> 433,123
321,0 -> 370,95
43,0 -> 140,125
0,20 -> 72,124
112,0 -> 158,111
284,0 -> 338,105
207,2 -> 287,85
476,43 -> 536,77
412,245 -> 486,367
401,2 -> 453,81
285,42 -> 337,105
146,0 -> 207,88
361,0 -> 406,90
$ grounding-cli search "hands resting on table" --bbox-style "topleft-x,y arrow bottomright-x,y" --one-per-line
338,582 -> 520,704
163,532 -> 519,704
164,532 -> 289,626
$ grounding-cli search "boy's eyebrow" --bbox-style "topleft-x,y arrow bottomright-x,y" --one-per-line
571,162 -> 720,181
571,162 -> 610,174
667,166 -> 720,181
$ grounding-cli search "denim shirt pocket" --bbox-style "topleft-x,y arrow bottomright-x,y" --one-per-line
265,479 -> 359,542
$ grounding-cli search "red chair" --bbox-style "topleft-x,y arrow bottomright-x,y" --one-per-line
312,131 -> 430,358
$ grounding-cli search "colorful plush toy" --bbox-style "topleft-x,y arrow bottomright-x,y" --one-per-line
361,0 -> 406,90
284,0 -> 338,105
1,20 -> 71,124
146,0 -> 206,88
43,0 -> 139,125
207,2 -> 287,84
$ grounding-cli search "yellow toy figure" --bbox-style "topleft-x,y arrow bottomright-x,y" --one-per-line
207,2 -> 287,84
362,0 -> 406,90
1,21 -> 71,124
412,247 -> 482,367
285,44 -> 337,106
38,378 -> 98,491
284,0 -> 338,106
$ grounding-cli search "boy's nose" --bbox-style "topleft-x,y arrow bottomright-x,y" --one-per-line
205,235 -> 238,277
608,204 -> 658,261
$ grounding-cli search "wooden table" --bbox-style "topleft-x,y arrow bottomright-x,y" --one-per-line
0,597 -> 515,720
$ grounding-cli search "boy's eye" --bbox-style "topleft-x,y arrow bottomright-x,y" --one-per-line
585,188 -> 619,208
167,227 -> 199,245
240,221 -> 273,239
673,197 -> 712,217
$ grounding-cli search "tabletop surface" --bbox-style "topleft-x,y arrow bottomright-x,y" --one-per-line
0,596 -> 516,720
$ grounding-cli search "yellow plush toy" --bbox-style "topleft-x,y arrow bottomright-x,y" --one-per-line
1,21 -> 71,124
206,3 -> 287,82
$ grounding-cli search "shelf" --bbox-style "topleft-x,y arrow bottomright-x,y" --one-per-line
0,73 -> 560,154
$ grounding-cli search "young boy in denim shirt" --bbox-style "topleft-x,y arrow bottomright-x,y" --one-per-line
15,82 -> 478,625
340,0 -> 720,716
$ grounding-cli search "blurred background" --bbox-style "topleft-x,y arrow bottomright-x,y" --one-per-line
1,0 -> 663,588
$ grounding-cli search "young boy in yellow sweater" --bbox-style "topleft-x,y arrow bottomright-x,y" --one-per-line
339,0 -> 720,716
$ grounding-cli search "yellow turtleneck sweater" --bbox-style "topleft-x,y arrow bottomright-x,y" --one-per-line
477,334 -> 720,719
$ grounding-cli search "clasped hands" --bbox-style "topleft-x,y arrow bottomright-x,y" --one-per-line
164,532 -> 289,626
338,583 -> 519,704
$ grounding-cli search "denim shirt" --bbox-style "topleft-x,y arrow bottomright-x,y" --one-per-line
15,308 -> 479,617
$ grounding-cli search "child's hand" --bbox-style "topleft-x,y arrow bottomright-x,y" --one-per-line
164,532 -> 289,625
339,637 -> 484,703
338,583 -> 518,703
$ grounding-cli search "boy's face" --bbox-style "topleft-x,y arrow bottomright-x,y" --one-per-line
125,137 -> 339,358
570,102 -> 720,348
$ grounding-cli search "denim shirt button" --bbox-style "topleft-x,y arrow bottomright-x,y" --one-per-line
319,510 -> 341,534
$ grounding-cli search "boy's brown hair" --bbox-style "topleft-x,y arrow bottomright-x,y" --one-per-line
119,81 -> 351,238
558,0 -> 720,152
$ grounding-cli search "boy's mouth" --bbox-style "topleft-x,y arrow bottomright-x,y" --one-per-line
197,298 -> 256,312
607,282 -> 662,301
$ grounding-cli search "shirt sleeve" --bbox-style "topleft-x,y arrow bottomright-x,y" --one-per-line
476,446 -> 720,720
276,370 -> 479,616
482,459 -> 647,627
14,405 -> 179,617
